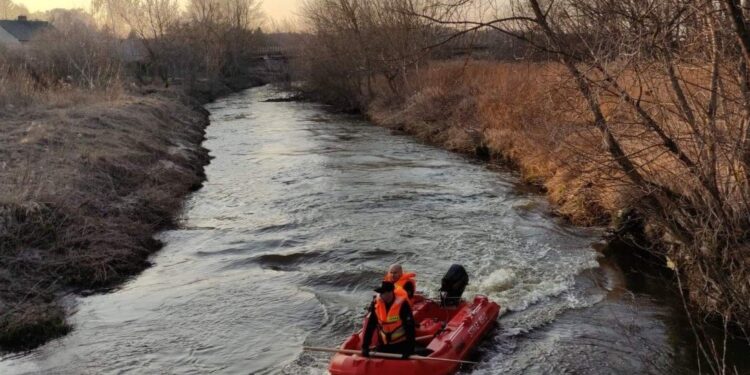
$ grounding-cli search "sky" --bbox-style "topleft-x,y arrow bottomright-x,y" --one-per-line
16,0 -> 301,23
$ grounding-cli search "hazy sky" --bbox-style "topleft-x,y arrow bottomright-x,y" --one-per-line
16,0 -> 301,22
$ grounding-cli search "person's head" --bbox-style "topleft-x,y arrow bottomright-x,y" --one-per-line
388,264 -> 403,282
375,281 -> 396,303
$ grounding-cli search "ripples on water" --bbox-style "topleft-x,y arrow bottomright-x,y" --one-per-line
0,86 -> 702,374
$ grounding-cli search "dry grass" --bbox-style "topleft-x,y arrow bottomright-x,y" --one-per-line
0,23 -> 269,350
369,60 -> 625,225
366,59 -> 750,334
0,7 -> 273,351
0,87 -> 211,350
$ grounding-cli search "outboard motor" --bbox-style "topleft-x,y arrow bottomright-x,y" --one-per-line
439,264 -> 469,307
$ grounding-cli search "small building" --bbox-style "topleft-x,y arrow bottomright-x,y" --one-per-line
0,16 -> 51,48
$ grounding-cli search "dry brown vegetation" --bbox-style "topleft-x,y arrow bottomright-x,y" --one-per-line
370,57 -> 750,373
0,90 -> 210,350
300,0 -> 750,371
0,0 -> 268,351
368,61 -> 625,225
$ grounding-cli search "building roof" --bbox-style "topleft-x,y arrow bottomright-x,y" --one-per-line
0,23 -> 20,46
0,19 -> 51,42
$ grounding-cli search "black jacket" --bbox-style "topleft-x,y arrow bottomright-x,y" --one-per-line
362,297 -> 416,356
402,280 -> 415,298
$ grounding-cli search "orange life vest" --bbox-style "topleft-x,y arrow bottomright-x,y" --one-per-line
374,296 -> 407,345
384,272 -> 416,300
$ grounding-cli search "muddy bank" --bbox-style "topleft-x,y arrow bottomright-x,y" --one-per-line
0,77 -> 263,352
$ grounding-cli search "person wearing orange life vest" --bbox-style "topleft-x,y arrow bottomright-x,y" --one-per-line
384,264 -> 416,300
361,281 -> 416,359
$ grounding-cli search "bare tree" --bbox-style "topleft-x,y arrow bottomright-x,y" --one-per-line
92,0 -> 180,86
0,0 -> 28,19
301,0 -> 750,371
301,0 -> 439,109
409,0 -> 750,371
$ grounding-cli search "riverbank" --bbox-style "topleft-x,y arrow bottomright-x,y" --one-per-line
0,77 -> 263,352
367,61 -> 617,226
313,60 -> 750,339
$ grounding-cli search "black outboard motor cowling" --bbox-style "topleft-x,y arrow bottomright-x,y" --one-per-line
439,264 -> 469,307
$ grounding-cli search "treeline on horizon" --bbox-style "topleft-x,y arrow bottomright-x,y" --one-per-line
0,0 -> 272,109
295,0 -> 750,371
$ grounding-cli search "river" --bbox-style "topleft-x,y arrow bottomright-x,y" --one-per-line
0,85 -> 730,374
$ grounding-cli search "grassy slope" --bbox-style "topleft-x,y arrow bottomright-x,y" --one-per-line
0,88 -> 213,351
368,61 -> 628,226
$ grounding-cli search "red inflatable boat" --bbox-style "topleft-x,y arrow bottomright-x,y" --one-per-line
327,294 -> 500,375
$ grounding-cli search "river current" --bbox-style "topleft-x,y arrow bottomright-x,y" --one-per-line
0,86 -> 710,374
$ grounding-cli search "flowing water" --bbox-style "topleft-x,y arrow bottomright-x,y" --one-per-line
0,86 -> 732,374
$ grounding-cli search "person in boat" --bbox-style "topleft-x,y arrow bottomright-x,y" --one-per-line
361,281 -> 416,359
384,264 -> 416,300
